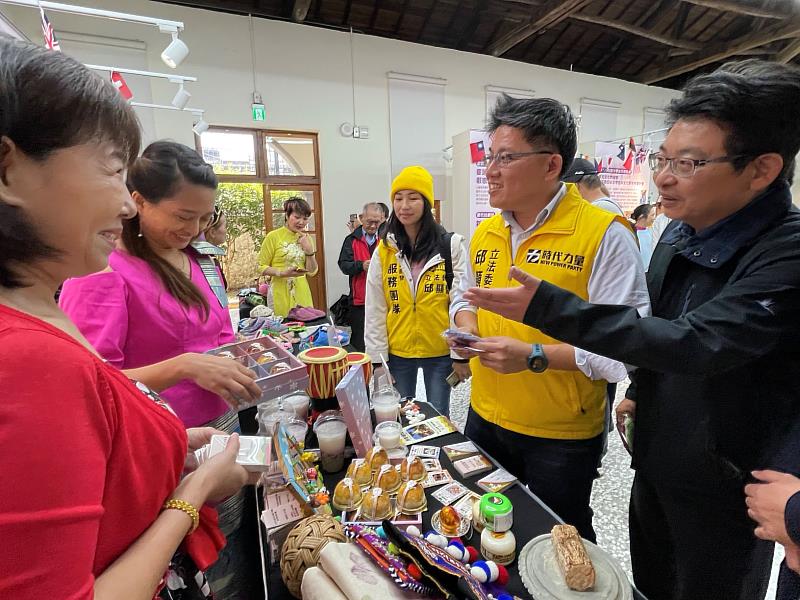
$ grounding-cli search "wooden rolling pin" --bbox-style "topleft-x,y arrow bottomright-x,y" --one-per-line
551,524 -> 596,591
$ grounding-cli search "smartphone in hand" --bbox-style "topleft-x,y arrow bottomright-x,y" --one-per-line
445,370 -> 461,388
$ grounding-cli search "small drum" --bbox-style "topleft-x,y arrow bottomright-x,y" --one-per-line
297,346 -> 349,399
346,352 -> 372,385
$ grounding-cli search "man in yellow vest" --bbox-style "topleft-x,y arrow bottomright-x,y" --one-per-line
451,95 -> 649,542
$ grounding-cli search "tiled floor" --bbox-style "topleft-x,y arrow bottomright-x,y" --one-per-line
415,373 -> 784,599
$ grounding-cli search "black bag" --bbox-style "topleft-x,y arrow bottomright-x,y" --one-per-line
330,294 -> 351,326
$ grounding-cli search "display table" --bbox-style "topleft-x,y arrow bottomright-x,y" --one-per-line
258,401 -> 644,599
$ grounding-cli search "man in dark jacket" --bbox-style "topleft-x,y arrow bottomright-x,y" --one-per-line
463,59 -> 800,600
338,203 -> 382,351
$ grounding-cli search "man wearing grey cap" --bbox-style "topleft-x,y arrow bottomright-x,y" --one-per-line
563,158 -> 624,216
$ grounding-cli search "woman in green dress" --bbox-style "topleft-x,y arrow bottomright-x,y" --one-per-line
257,197 -> 318,316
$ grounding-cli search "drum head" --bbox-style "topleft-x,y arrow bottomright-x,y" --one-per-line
346,352 -> 370,365
298,346 -> 348,363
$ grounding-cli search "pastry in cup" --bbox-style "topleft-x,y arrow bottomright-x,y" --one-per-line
399,456 -> 427,482
396,479 -> 427,514
375,463 -> 402,494
332,477 -> 363,511
346,458 -> 374,489
360,487 -> 393,520
365,446 -> 389,473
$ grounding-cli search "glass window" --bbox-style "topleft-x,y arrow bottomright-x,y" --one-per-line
265,134 -> 317,177
200,131 -> 257,175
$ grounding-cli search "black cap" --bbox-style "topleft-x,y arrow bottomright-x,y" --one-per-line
562,158 -> 598,183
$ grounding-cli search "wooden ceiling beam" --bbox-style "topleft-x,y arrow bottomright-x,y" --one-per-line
487,0 -> 592,56
591,0 -> 668,72
458,0 -> 489,50
394,0 -> 411,34
341,0 -> 353,25
369,0 -> 381,30
638,20 -> 800,84
679,0 -> 796,19
292,0 -> 312,21
570,13 -> 703,50
666,45 -> 780,57
776,37 -> 800,63
672,2 -> 690,39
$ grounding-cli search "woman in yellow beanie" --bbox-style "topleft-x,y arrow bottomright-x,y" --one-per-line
364,166 -> 472,415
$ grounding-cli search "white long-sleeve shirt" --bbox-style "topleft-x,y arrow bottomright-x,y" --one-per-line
450,184 -> 651,383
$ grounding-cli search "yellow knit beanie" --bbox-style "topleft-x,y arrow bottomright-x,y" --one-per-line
390,165 -> 434,207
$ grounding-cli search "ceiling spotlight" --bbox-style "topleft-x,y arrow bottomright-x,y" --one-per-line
192,118 -> 209,136
171,83 -> 191,110
161,33 -> 189,69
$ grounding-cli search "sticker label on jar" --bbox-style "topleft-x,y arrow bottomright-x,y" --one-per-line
480,493 -> 513,532
486,509 -> 513,532
481,529 -> 516,566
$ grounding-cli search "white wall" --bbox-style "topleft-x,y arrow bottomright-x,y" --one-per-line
3,0 -> 680,301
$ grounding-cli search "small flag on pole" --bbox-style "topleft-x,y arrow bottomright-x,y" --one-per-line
111,71 -> 133,101
39,5 -> 61,52
622,137 -> 636,171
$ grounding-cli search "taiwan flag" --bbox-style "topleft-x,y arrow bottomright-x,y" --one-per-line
470,140 -> 486,163
111,71 -> 133,101
622,137 -> 636,171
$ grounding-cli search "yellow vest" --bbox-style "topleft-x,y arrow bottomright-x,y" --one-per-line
377,240 -> 451,359
470,184 -> 628,439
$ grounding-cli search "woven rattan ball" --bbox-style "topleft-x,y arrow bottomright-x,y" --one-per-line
280,514 -> 347,598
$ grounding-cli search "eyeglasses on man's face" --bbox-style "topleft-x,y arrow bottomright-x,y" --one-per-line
648,153 -> 747,178
485,150 -> 554,168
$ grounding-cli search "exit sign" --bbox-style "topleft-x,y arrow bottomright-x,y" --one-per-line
252,103 -> 266,122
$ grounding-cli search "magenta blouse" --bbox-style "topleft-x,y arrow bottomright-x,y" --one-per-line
59,249 -> 235,427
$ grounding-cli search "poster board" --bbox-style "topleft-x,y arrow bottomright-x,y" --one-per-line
593,141 -> 655,214
468,130 -> 497,237
335,365 -> 373,458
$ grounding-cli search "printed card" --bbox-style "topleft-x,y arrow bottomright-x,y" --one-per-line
421,458 -> 442,472
409,445 -> 441,459
431,481 -> 471,505
442,440 -> 480,461
477,468 -> 518,494
452,491 -> 482,520
422,470 -> 454,488
453,454 -> 493,478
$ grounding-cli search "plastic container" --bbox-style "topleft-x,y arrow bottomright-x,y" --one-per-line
285,417 -> 309,445
313,410 -> 348,472
372,388 -> 401,423
479,492 -> 514,533
374,420 -> 402,449
282,392 -> 310,420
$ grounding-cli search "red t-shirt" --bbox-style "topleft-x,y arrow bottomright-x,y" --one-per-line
0,305 -> 188,599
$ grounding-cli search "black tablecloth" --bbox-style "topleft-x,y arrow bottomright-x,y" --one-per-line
258,401 -> 644,599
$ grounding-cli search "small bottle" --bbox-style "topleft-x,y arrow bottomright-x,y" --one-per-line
480,528 -> 516,566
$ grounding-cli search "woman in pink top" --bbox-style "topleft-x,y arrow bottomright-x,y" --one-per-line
60,141 -> 261,599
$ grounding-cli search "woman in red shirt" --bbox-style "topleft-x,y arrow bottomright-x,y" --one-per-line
0,39 -> 255,599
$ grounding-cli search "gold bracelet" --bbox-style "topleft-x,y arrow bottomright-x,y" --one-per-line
163,499 -> 200,534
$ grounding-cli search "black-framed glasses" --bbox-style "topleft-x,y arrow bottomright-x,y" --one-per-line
648,153 -> 746,178
485,150 -> 554,168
